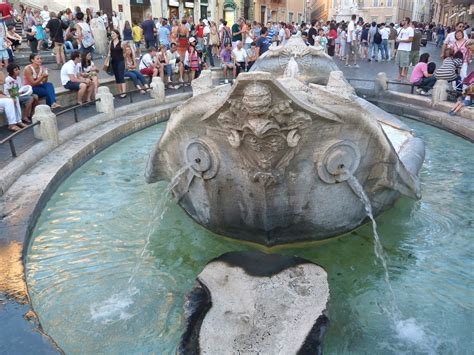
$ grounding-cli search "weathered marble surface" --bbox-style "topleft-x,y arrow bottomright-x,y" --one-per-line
146,71 -> 424,246
178,251 -> 329,354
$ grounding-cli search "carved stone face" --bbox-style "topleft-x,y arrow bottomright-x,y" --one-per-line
242,83 -> 272,115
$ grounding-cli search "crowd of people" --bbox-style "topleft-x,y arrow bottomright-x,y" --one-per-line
0,2 -> 473,131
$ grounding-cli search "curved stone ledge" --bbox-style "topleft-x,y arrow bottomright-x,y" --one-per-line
0,97 -> 188,353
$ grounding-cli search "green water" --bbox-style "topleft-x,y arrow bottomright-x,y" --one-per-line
26,121 -> 473,354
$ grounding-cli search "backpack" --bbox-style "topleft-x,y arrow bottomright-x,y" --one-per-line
374,31 -> 382,44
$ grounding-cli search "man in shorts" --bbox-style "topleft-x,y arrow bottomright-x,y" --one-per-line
345,14 -> 359,68
60,51 -> 94,105
220,42 -> 235,83
395,17 -> 414,82
139,47 -> 161,80
45,12 -> 68,69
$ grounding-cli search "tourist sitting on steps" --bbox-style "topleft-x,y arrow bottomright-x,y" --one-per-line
60,51 -> 94,105
124,45 -> 150,94
220,42 -> 235,83
4,63 -> 38,124
165,43 -> 185,87
139,47 -> 161,83
0,60 -> 26,132
409,53 -> 437,96
23,54 -> 61,109
448,84 -> 473,116
80,51 -> 99,101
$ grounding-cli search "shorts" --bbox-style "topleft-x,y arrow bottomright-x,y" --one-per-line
53,42 -> 64,55
463,98 -> 472,106
134,41 -> 140,49
64,81 -> 80,91
164,64 -> 172,77
221,62 -> 234,69
396,50 -> 410,68
140,67 -> 155,76
410,50 -> 420,66
19,94 -> 34,105
346,42 -> 358,55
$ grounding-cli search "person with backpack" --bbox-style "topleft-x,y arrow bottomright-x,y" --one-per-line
368,22 -> 378,61
76,12 -> 96,60
372,25 -> 383,61
379,23 -> 390,61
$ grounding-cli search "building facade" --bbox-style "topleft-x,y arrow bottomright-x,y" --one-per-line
432,0 -> 473,27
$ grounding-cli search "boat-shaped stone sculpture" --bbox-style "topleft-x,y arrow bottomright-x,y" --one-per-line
146,37 -> 425,247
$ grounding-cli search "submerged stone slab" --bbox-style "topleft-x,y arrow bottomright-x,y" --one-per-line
178,251 -> 329,354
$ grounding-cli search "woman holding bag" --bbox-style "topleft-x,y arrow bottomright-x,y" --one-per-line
76,12 -> 96,61
108,29 -> 127,98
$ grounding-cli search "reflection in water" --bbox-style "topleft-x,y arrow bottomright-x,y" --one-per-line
26,121 -> 474,354
0,241 -> 28,303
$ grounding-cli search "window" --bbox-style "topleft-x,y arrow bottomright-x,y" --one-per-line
359,0 -> 364,7
289,12 -> 293,23
371,16 -> 378,23
386,16 -> 391,24
387,0 -> 392,6
298,13 -> 302,24
373,0 -> 378,6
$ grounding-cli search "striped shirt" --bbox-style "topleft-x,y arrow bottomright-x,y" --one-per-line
434,57 -> 462,81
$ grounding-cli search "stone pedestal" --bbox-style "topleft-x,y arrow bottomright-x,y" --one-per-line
95,86 -> 115,118
431,79 -> 449,105
32,105 -> 59,145
150,77 -> 165,102
191,70 -> 213,96
179,251 -> 329,354
327,70 -> 355,96
90,19 -> 108,56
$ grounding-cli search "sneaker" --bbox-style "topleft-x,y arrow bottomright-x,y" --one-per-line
416,88 -> 422,94
352,64 -> 360,68
420,90 -> 430,96
224,79 -> 229,84
448,111 -> 456,116
345,64 -> 351,67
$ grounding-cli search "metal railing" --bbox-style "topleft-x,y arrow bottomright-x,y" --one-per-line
346,77 -> 416,94
0,120 -> 41,158
56,99 -> 101,122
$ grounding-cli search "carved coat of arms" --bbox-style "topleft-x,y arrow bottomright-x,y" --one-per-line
217,83 -> 312,186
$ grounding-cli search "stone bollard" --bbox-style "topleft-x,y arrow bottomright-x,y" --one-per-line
191,69 -> 213,95
32,105 -> 59,145
95,86 -> 115,118
431,79 -> 449,105
150,77 -> 165,103
375,72 -> 389,93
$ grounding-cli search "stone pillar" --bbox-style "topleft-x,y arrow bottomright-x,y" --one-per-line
431,79 -> 449,105
32,105 -> 59,145
95,86 -> 115,118
191,69 -> 213,96
375,72 -> 389,93
150,77 -> 165,103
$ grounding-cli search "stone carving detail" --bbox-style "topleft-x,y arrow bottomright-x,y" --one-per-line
217,83 -> 311,186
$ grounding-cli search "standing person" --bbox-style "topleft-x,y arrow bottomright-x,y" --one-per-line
345,14 -> 358,68
436,25 -> 445,47
255,26 -> 271,58
327,22 -> 337,57
231,18 -> 242,49
176,19 -> 189,59
339,24 -> 347,60
122,20 -> 135,57
395,17 -> 414,82
61,51 -> 94,105
449,30 -> 470,80
124,45 -> 149,93
23,54 -> 60,108
209,21 -> 220,58
388,23 -> 397,60
360,23 -> 369,59
220,20 -> 232,50
141,14 -> 157,49
159,19 -> 170,49
132,21 -> 142,59
45,12 -> 68,70
170,19 -> 179,45
112,11 -> 120,31
85,8 -> 93,24
243,21 -> 253,50
109,29 -> 127,98
409,23 -> 422,66
33,10 -> 44,52
379,23 -> 390,61
367,21 -> 378,61
76,12 -> 96,60
307,20 -> 317,46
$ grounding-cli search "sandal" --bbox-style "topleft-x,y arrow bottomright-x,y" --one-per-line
51,103 -> 62,109
119,94 -> 127,99
140,90 -> 146,94
17,122 -> 28,128
8,124 -> 21,132
22,118 -> 32,124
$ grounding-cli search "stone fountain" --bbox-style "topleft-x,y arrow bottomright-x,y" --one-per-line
145,36 -> 425,247
145,36 -> 425,353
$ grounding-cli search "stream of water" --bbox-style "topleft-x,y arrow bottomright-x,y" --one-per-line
25,120 -> 473,354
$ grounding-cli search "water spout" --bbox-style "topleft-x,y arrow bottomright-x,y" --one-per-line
284,56 -> 299,79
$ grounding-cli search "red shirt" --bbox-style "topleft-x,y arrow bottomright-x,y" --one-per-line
196,25 -> 204,38
327,29 -> 337,40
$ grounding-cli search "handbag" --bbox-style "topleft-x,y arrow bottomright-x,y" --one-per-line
103,55 -> 113,76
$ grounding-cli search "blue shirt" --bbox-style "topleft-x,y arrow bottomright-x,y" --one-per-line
256,36 -> 271,56
159,26 -> 170,45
